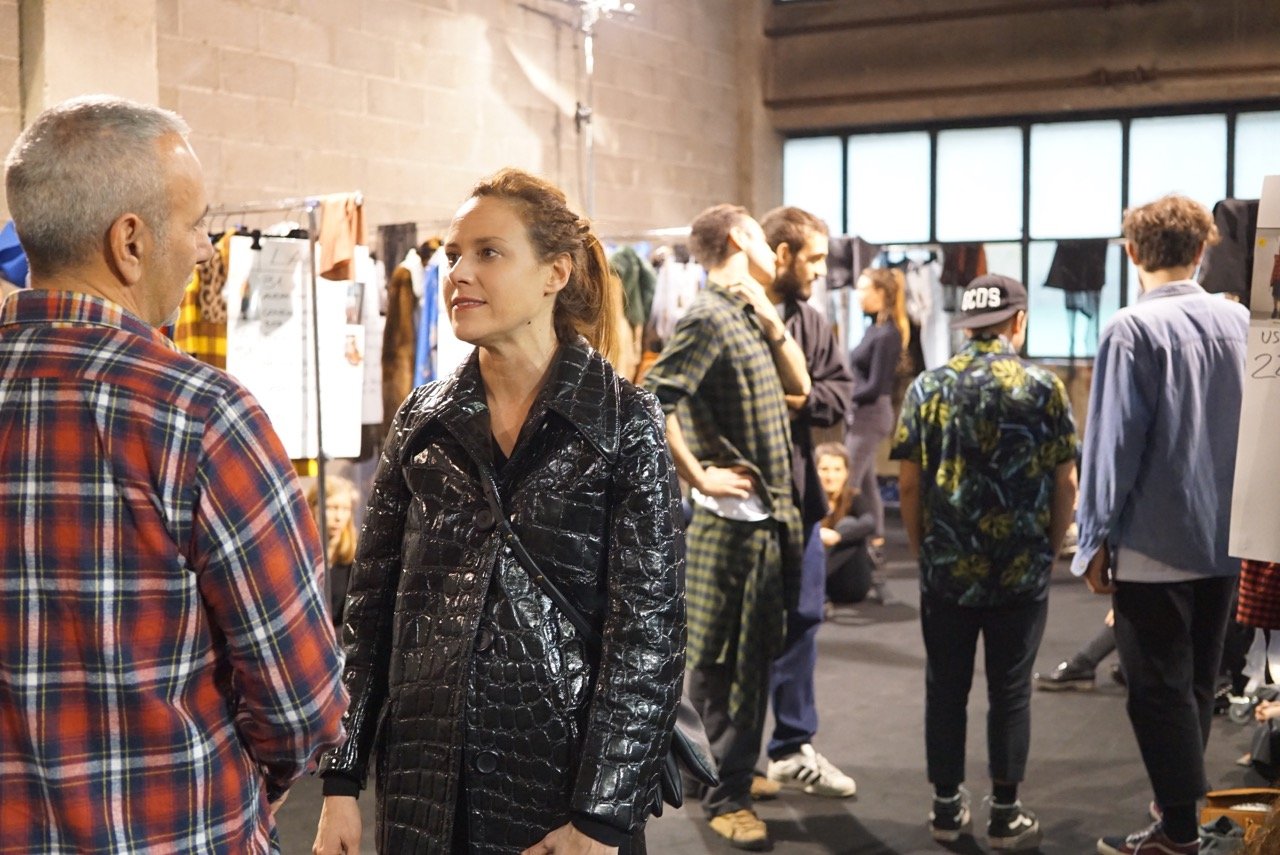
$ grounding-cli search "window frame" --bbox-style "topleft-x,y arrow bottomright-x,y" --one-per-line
782,98 -> 1280,358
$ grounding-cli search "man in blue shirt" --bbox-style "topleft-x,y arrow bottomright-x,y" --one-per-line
893,274 -> 1078,851
1075,194 -> 1249,855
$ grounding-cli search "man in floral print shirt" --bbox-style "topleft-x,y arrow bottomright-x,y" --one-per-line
891,273 -> 1077,851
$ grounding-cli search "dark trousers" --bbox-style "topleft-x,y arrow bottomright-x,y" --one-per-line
1073,622 -> 1117,670
767,523 -> 827,759
921,594 -> 1049,787
1112,575 -> 1235,807
688,662 -> 771,817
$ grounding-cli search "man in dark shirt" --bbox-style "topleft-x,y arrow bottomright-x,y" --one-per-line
892,275 -> 1077,851
756,206 -> 857,799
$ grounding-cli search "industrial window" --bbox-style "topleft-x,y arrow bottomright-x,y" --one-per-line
782,136 -> 843,234
846,132 -> 931,243
781,103 -> 1279,359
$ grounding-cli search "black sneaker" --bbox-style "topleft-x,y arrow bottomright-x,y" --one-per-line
929,787 -> 972,842
1034,660 -> 1096,691
988,800 -> 1041,850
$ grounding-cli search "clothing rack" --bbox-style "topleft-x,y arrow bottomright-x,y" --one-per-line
599,225 -> 690,243
876,241 -> 943,255
204,191 -> 363,575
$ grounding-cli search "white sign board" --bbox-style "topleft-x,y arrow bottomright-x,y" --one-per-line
224,236 -> 363,460
1229,175 -> 1280,562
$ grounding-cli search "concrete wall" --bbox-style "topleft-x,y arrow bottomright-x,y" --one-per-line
0,1 -> 18,160
1,0 -> 760,235
765,0 -> 1280,132
157,0 -> 752,236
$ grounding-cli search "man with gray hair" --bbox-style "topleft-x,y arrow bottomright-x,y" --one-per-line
0,95 -> 348,852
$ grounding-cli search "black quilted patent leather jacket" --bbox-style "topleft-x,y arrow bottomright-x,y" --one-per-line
319,340 -> 686,853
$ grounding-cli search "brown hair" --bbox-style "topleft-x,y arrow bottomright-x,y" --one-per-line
760,205 -> 829,257
469,168 -> 619,361
861,267 -> 911,347
1122,193 -> 1219,272
689,203 -> 750,269
306,475 -> 358,566
816,442 -> 857,528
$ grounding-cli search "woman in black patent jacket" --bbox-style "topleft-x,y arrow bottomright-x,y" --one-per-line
313,169 -> 686,855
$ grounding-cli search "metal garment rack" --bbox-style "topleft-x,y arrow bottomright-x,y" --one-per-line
518,0 -> 637,218
203,191 -> 363,576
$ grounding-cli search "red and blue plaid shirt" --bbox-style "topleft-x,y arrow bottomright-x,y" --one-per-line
0,290 -> 349,853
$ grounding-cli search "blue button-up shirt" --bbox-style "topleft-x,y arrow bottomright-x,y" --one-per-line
1072,280 -> 1249,581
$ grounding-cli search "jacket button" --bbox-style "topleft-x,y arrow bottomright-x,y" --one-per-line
474,751 -> 498,774
474,628 -> 493,652
475,509 -> 495,531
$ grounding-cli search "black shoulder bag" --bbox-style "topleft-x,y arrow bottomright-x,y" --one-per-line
476,466 -> 718,814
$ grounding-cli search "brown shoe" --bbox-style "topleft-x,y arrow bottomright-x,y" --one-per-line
709,808 -> 772,851
749,773 -> 781,801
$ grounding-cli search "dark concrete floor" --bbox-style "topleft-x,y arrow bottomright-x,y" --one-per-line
275,511 -> 1263,853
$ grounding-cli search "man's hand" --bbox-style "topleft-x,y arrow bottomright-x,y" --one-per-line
1084,544 -> 1116,594
522,823 -> 618,855
697,465 -> 755,499
312,795 -> 362,855
725,279 -> 783,329
268,790 -> 289,816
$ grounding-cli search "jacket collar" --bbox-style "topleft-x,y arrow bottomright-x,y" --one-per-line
420,337 -> 619,466
962,335 -> 1018,357
1136,278 -> 1204,303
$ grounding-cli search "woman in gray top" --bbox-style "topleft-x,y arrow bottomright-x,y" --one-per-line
845,267 -> 908,599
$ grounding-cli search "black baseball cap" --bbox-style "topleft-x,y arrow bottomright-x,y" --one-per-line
950,274 -> 1028,330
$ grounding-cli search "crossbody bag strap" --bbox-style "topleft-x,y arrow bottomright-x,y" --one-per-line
475,462 -> 603,651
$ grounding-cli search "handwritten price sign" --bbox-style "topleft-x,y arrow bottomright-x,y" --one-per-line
1230,176 -> 1280,562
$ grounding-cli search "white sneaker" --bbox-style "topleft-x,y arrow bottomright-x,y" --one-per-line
766,743 -> 857,798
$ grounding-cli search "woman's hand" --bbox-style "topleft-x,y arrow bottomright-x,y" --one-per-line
521,823 -> 619,855
819,526 -> 840,548
312,795 -> 362,855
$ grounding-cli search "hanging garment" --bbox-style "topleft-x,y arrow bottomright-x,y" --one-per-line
318,192 -> 364,281
172,232 -> 232,369
905,259 -> 948,370
1199,198 -> 1260,299
431,247 -> 473,380
1045,239 -> 1108,358
939,243 -> 987,289
0,221 -> 29,287
939,244 -> 987,315
381,264 -> 418,431
413,262 -> 439,386
609,245 -> 657,329
378,222 -> 418,280
827,237 -> 855,291
808,235 -> 876,317
1045,239 -> 1108,293
644,260 -> 703,352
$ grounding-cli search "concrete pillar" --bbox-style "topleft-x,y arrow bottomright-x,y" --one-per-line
735,0 -> 782,215
19,0 -> 159,125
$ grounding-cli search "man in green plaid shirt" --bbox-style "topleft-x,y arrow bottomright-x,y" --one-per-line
644,204 -> 807,851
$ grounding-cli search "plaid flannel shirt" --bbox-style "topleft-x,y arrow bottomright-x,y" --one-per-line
643,282 -> 800,724
0,290 -> 348,854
